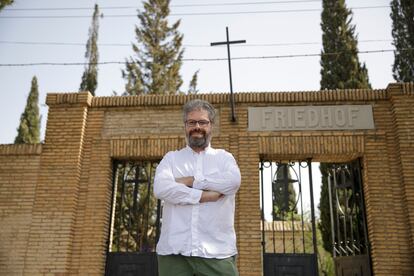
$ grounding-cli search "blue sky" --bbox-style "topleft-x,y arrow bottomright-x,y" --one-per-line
0,0 -> 393,144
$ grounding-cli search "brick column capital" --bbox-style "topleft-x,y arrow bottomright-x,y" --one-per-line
387,82 -> 414,97
46,92 -> 92,107
387,82 -> 404,97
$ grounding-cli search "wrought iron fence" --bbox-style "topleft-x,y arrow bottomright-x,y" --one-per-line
328,161 -> 370,258
260,160 -> 318,255
108,160 -> 161,253
260,160 -> 319,276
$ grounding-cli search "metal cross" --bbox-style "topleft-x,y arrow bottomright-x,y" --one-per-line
211,27 -> 246,122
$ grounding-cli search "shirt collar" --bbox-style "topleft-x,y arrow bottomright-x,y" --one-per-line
186,144 -> 212,155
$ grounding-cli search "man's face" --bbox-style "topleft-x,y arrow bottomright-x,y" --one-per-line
185,109 -> 212,150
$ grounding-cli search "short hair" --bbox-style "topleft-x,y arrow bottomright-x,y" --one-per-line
183,99 -> 216,124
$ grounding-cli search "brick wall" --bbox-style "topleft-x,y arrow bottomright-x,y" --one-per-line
0,144 -> 41,275
0,84 -> 413,275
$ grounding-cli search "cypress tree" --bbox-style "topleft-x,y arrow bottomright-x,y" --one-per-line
320,0 -> 371,90
79,4 -> 100,95
272,164 -> 298,221
122,0 -> 197,95
319,0 -> 371,255
391,0 -> 414,82
15,76 -> 40,144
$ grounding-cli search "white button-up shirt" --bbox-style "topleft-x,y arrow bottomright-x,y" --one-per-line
154,145 -> 241,259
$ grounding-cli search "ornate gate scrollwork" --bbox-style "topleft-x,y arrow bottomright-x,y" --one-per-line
328,160 -> 372,276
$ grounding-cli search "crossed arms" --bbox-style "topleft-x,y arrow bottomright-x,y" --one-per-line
153,151 -> 241,205
174,176 -> 223,203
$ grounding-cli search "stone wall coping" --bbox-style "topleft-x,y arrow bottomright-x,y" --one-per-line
90,89 -> 389,107
43,83 -> 414,109
43,88 -> 409,109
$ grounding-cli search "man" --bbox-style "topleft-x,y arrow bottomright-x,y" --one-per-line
154,99 -> 241,276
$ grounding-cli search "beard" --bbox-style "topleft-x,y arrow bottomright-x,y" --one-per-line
187,129 -> 211,149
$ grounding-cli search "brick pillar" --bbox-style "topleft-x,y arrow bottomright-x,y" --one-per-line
23,92 -> 92,275
363,134 -> 401,275
388,83 -> 414,270
237,135 -> 262,276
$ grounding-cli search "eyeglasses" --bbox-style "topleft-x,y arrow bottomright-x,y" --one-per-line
185,120 -> 210,127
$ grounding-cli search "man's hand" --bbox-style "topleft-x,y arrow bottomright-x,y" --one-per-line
200,191 -> 224,203
175,176 -> 194,187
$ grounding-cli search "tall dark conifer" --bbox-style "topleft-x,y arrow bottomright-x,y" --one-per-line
122,0 -> 197,95
15,76 -> 40,144
272,164 -> 298,221
391,0 -> 414,82
79,4 -> 99,95
320,0 -> 371,90
319,0 -> 371,255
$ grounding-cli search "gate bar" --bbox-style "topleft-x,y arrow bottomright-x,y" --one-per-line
327,172 -> 336,257
341,170 -> 349,255
271,163 -> 276,253
356,158 -> 370,255
298,163 -> 306,253
307,159 -> 318,256
349,166 -> 361,254
333,169 -> 342,255
348,178 -> 356,254
260,161 -> 266,256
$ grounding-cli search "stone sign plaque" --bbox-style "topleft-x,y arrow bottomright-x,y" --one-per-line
248,105 -> 375,131
102,108 -> 221,138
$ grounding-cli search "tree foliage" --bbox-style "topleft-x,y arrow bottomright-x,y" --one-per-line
319,0 -> 371,257
272,163 -> 298,221
320,0 -> 371,90
0,0 -> 14,11
318,163 -> 332,253
111,161 -> 159,252
187,70 -> 200,94
15,76 -> 40,144
79,4 -> 100,95
122,0 -> 197,95
391,0 -> 414,82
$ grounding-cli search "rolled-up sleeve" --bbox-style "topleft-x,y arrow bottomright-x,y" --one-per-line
193,152 -> 241,195
154,152 -> 202,205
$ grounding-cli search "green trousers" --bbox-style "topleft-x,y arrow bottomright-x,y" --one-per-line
157,254 -> 239,276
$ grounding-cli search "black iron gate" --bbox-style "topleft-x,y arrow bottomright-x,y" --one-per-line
328,160 -> 372,276
260,159 -> 319,276
105,160 -> 161,276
